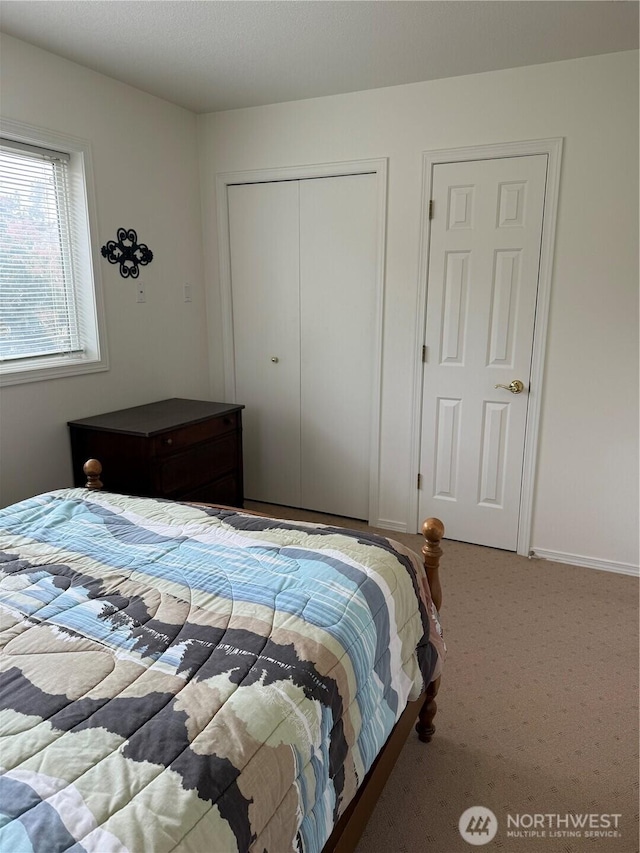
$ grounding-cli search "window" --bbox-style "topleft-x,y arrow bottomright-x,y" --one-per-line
0,119 -> 107,385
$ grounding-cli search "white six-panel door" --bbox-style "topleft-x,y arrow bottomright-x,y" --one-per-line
418,155 -> 547,550
228,173 -> 378,518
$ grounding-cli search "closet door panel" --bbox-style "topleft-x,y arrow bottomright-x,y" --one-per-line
228,181 -> 301,506
299,174 -> 378,519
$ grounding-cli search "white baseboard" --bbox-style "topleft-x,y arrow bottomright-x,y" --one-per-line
531,548 -> 639,577
374,518 -> 407,534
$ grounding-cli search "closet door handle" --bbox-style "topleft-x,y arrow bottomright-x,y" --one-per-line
270,356 -> 279,363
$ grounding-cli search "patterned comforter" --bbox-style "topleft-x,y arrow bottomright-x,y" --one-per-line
0,489 -> 445,853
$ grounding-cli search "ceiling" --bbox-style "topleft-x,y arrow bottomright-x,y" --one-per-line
1,1 -> 638,114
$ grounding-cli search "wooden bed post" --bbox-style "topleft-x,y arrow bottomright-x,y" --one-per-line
421,517 -> 443,611
416,517 -> 444,743
83,459 -> 103,490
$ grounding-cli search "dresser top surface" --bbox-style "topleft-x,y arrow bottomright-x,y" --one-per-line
68,398 -> 244,437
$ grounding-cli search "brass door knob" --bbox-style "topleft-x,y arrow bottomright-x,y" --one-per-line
495,380 -> 525,394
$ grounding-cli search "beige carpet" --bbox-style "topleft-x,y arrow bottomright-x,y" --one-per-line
245,502 -> 639,853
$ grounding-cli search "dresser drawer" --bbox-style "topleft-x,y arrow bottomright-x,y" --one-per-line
154,411 -> 238,456
158,434 -> 238,495
181,474 -> 242,507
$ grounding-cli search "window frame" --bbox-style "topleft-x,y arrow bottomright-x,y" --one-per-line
0,118 -> 108,386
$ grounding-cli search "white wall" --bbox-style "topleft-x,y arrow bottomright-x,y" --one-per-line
198,50 -> 639,571
1,37 -> 636,570
0,34 -> 211,506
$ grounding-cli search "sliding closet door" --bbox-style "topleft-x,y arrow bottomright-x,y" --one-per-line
228,181 -> 301,506
299,174 -> 378,519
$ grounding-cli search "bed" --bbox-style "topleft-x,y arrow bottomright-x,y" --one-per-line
0,460 -> 445,853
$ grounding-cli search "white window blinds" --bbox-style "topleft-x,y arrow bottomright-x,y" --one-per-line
0,137 -> 81,363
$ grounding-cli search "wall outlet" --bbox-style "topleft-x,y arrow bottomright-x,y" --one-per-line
136,282 -> 146,303
184,283 -> 192,302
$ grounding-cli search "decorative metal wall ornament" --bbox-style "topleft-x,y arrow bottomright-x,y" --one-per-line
101,228 -> 153,278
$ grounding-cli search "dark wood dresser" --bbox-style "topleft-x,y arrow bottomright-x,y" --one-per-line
68,398 -> 244,506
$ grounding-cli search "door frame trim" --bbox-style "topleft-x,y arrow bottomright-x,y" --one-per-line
215,158 -> 388,525
409,138 -> 563,554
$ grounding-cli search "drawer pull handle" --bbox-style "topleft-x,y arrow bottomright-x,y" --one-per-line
165,438 -> 173,445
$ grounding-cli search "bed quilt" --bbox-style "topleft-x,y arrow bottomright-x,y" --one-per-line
0,489 -> 444,853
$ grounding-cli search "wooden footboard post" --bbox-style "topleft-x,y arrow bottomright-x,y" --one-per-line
416,517 -> 444,743
421,517 -> 443,611
83,459 -> 103,490
416,676 -> 441,743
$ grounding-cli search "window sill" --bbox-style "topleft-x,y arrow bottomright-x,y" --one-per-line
0,355 -> 109,387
